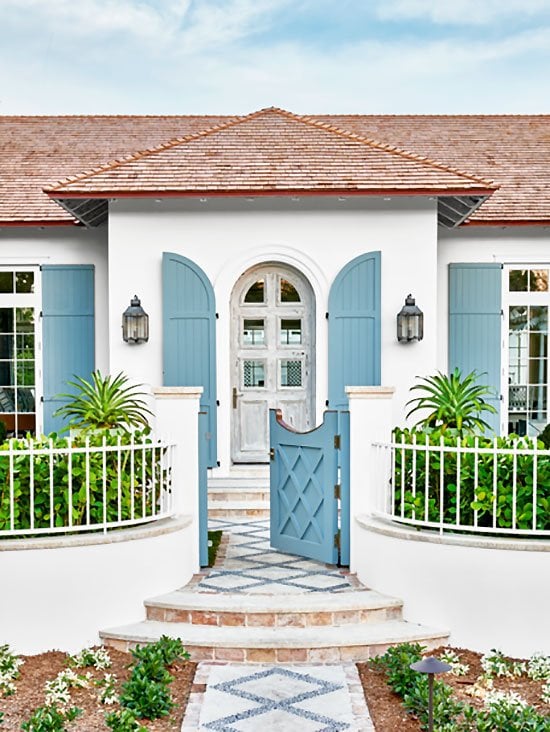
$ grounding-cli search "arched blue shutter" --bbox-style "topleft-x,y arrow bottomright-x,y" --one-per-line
42,265 -> 95,435
328,251 -> 381,409
449,263 -> 502,433
162,253 -> 217,467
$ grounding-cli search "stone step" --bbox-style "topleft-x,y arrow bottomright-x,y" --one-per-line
100,618 -> 449,663
145,589 -> 403,627
208,475 -> 269,490
208,500 -> 270,519
209,487 -> 270,503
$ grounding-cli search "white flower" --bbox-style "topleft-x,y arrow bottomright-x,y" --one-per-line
528,653 -> 550,681
484,689 -> 528,711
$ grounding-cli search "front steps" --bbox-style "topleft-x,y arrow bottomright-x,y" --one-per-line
100,587 -> 449,662
208,470 -> 270,518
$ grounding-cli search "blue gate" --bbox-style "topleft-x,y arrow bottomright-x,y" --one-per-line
270,409 -> 349,565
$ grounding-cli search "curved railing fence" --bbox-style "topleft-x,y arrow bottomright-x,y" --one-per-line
373,435 -> 550,537
0,435 -> 175,538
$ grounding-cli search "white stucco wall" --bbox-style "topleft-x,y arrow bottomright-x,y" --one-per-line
108,196 -> 439,471
0,517 -> 194,654
354,517 -> 550,658
0,225 -> 109,374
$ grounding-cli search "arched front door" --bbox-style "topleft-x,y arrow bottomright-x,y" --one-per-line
231,264 -> 315,463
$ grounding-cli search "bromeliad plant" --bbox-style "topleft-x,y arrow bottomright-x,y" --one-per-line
406,368 -> 497,436
53,371 -> 152,433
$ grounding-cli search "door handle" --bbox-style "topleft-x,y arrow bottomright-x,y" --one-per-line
232,387 -> 240,409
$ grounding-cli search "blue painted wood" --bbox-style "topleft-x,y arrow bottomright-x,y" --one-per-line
328,251 -> 381,410
449,263 -> 502,433
42,265 -> 95,435
270,409 -> 339,564
162,253 -> 217,467
198,411 -> 209,567
339,411 -> 350,566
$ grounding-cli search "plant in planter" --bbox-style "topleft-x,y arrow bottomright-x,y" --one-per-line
53,371 -> 152,433
406,368 -> 497,435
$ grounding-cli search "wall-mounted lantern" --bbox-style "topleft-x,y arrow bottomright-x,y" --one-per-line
397,294 -> 424,343
122,296 -> 149,344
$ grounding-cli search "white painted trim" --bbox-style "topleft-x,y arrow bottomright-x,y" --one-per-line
346,386 -> 396,399
153,386 -> 204,399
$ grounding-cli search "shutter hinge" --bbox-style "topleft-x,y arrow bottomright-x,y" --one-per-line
216,400 -> 220,407
334,434 -> 341,450
325,399 -> 329,407
39,310 -> 43,318
334,483 -> 341,500
40,396 -> 44,403
325,312 -> 329,319
334,531 -> 340,550
216,313 -> 219,319
500,309 -> 504,317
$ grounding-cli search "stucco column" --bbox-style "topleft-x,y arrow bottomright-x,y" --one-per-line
346,386 -> 395,573
153,386 -> 203,573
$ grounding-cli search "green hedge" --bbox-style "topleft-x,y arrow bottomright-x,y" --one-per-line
393,429 -> 550,532
0,430 -> 170,534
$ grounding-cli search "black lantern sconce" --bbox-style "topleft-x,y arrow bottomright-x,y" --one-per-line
397,294 -> 424,343
122,296 -> 149,344
409,657 -> 451,732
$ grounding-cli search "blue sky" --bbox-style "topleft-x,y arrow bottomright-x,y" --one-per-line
1,0 -> 550,114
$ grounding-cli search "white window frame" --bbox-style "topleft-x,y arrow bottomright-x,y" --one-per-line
502,264 -> 550,437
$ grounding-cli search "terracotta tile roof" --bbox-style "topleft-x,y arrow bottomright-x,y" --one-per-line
46,108 -> 494,200
313,115 -> 550,224
1,109 -> 548,225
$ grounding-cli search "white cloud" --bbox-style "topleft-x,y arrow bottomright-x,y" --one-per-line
376,0 -> 550,25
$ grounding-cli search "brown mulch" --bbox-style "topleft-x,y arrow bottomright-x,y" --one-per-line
358,646 -> 550,731
0,648 -> 196,731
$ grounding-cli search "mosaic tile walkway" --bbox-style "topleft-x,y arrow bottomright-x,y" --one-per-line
198,519 -> 353,594
182,662 -> 374,731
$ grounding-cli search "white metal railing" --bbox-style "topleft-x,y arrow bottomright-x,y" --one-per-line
0,435 -> 175,538
372,435 -> 550,537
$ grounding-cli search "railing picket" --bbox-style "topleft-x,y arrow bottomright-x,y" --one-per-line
9,439 -> 14,531
117,435 -> 122,522
474,437 -> 479,528
102,435 -> 107,532
439,436 -> 444,535
85,434 -> 90,526
512,441 -> 517,531
49,438 -> 54,530
493,437 -> 498,530
456,436 -> 461,527
68,435 -> 73,528
412,433 -> 417,521
400,433 -> 405,519
130,432 -> 135,521
424,434 -> 429,523
533,440 -> 538,532
29,438 -> 35,531
142,437 -> 146,518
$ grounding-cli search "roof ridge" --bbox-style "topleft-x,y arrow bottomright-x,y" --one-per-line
46,106 -> 497,193
278,109 -> 496,187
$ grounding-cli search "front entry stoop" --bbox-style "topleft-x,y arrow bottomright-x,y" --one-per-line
207,470 -> 270,519
100,519 -> 449,662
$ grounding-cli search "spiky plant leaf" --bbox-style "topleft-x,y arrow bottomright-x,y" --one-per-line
53,371 -> 152,432
406,368 -> 497,435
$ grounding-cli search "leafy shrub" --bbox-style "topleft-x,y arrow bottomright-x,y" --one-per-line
21,704 -> 81,732
0,429 -> 169,533
406,369 -> 497,435
0,643 -> 23,696
0,420 -> 6,444
118,636 -> 189,721
105,709 -> 147,731
53,371 -> 152,433
538,424 -> 550,449
393,428 -> 550,531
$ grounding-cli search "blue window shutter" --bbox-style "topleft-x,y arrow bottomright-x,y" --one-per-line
162,253 -> 217,467
328,251 -> 381,410
42,265 -> 95,435
449,263 -> 502,433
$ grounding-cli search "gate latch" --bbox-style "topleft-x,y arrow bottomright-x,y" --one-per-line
334,484 -> 341,500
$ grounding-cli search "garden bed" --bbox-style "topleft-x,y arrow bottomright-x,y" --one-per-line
0,647 -> 196,730
358,646 -> 550,731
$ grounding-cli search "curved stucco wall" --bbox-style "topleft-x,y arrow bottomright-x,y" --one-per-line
355,516 -> 550,658
0,517 -> 194,654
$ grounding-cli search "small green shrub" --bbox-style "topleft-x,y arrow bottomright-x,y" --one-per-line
0,429 -> 169,534
0,643 -> 23,696
105,708 -> 147,731
21,704 -> 81,732
393,428 -> 550,531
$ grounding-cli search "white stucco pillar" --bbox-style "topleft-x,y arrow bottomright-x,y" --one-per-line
346,386 -> 395,574
153,386 -> 203,573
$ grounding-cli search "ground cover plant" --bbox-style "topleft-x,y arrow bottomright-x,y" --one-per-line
0,641 -> 196,730
207,530 -> 222,566
358,644 -> 550,731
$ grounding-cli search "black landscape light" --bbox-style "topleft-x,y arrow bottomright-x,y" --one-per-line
409,656 -> 452,732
